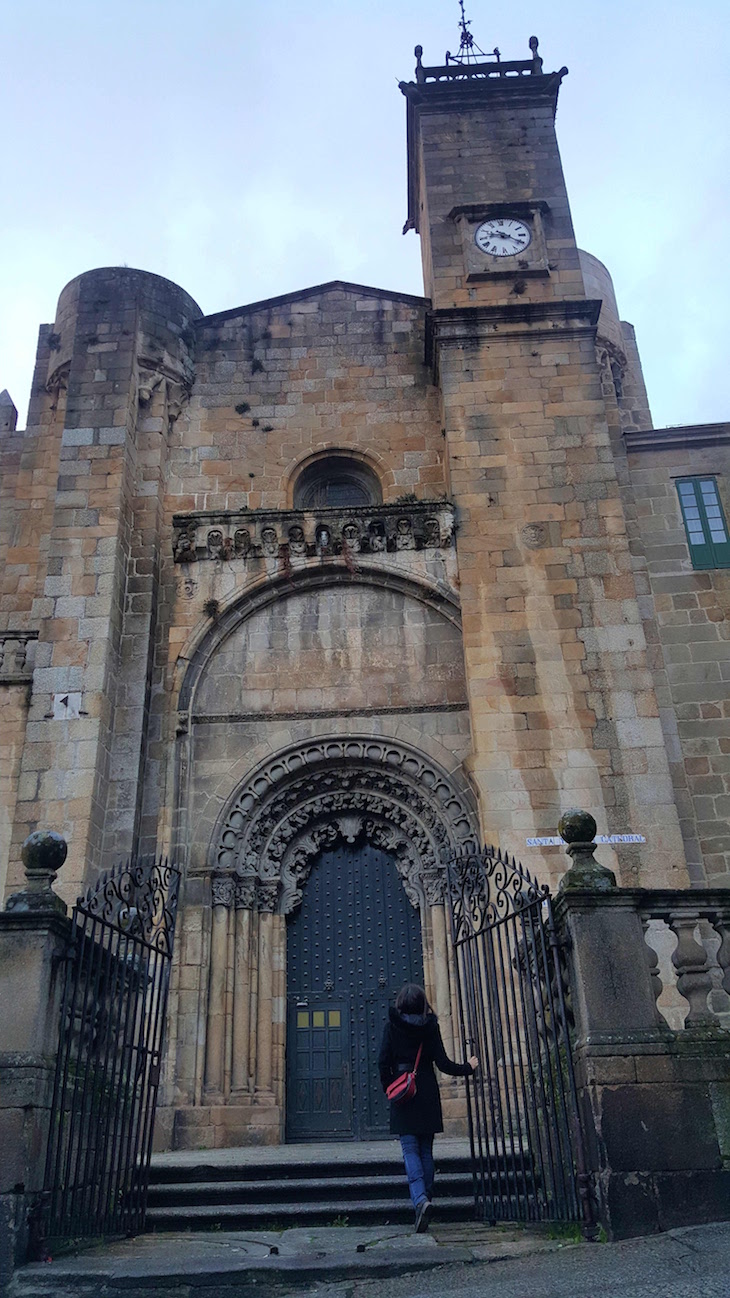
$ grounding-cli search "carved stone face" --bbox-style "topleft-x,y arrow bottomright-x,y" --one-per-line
423,517 -> 440,547
234,528 -> 251,557
207,529 -> 223,558
342,523 -> 359,545
288,525 -> 306,553
396,518 -> 415,547
261,527 -> 278,555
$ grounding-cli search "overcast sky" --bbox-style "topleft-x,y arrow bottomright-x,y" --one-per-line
1,0 -> 728,429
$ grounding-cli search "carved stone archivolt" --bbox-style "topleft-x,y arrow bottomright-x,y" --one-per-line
209,737 -> 478,914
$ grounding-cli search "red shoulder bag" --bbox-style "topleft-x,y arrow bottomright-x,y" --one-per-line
386,1043 -> 423,1104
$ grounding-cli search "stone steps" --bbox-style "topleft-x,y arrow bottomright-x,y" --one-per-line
145,1143 -> 538,1231
145,1147 -> 481,1230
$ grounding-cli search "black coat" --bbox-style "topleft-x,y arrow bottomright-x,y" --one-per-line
378,1007 -> 473,1136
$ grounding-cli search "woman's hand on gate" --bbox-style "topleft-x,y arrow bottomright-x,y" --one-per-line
468,1056 -> 479,1072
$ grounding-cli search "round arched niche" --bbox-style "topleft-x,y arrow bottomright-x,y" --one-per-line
292,453 -> 382,509
194,582 -> 467,718
209,737 -> 479,912
177,566 -> 461,715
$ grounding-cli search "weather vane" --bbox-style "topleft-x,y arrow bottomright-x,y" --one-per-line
446,0 -> 500,65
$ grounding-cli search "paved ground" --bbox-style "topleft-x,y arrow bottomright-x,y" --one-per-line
11,1220 -> 730,1297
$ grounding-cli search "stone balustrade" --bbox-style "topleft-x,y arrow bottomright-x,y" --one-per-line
637,889 -> 730,1032
0,631 -> 37,683
172,500 -> 455,565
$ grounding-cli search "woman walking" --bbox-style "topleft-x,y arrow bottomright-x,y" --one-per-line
378,983 -> 478,1232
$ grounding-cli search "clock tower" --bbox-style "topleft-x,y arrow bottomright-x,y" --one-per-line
400,37 -> 687,883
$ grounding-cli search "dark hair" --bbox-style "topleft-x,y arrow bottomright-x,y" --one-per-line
395,983 -> 432,1016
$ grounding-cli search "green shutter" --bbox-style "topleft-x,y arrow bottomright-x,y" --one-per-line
676,478 -> 730,570
697,478 -> 730,567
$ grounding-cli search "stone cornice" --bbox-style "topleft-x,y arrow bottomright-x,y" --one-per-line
427,299 -> 601,357
0,910 -> 71,939
624,423 -> 730,454
448,200 -> 550,222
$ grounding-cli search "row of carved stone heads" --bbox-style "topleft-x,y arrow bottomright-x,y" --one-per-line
173,514 -> 452,563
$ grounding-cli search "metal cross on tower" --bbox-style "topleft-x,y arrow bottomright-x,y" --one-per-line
446,0 -> 500,65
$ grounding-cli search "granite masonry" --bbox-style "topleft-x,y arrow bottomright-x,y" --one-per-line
1,38 -> 728,1156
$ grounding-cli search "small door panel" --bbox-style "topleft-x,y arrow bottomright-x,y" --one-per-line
287,995 -> 351,1138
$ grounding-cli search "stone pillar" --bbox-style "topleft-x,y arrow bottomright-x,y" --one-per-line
254,882 -> 278,1099
204,874 -> 233,1097
272,913 -> 286,1110
555,810 -> 730,1238
231,878 -> 255,1096
420,902 -> 437,1012
430,899 -> 455,1057
0,832 -> 70,1283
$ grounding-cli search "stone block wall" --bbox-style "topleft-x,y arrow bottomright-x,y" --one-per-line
433,308 -> 687,887
412,89 -> 586,311
2,269 -> 201,903
623,434 -> 730,887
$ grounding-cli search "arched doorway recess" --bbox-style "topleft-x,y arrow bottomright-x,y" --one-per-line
286,823 -> 423,1139
203,737 -> 479,1141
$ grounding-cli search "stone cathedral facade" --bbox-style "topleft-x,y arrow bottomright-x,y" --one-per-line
1,38 -> 728,1149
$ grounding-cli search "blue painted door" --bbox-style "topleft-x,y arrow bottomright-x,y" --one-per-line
286,835 -> 424,1140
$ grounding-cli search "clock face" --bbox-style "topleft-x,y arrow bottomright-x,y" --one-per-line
475,218 -> 531,258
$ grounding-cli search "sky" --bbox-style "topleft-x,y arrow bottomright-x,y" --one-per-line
1,0 -> 729,430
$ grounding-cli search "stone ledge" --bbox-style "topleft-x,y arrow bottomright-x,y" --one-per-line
173,501 -> 455,564
624,422 -> 730,453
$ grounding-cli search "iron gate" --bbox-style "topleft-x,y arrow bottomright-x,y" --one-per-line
446,848 -> 592,1227
42,856 -> 180,1243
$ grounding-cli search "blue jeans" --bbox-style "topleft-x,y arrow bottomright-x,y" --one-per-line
399,1134 -> 435,1208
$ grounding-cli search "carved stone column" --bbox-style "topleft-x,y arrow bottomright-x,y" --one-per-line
204,873 -> 233,1096
255,880 -> 279,1099
426,874 -> 455,1058
271,913 -> 286,1108
231,876 -> 255,1096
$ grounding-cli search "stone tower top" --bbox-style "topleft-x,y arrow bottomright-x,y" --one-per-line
399,34 -> 577,308
0,389 -> 18,435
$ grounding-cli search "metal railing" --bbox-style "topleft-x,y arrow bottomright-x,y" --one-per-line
42,856 -> 180,1244
446,848 -> 593,1228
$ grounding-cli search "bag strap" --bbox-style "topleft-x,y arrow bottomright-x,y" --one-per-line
412,1043 -> 423,1074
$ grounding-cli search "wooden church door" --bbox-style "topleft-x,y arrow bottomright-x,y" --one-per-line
285,833 -> 424,1141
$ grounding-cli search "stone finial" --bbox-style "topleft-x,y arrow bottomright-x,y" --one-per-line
0,389 -> 18,435
557,808 -> 617,893
5,831 -> 68,914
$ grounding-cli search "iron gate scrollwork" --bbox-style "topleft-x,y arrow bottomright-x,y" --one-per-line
42,856 -> 180,1243
446,848 -> 593,1228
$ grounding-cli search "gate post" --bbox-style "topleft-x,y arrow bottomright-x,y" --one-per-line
0,832 -> 70,1284
554,810 -> 730,1239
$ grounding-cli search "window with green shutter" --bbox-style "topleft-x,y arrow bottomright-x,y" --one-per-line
676,477 -> 730,569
